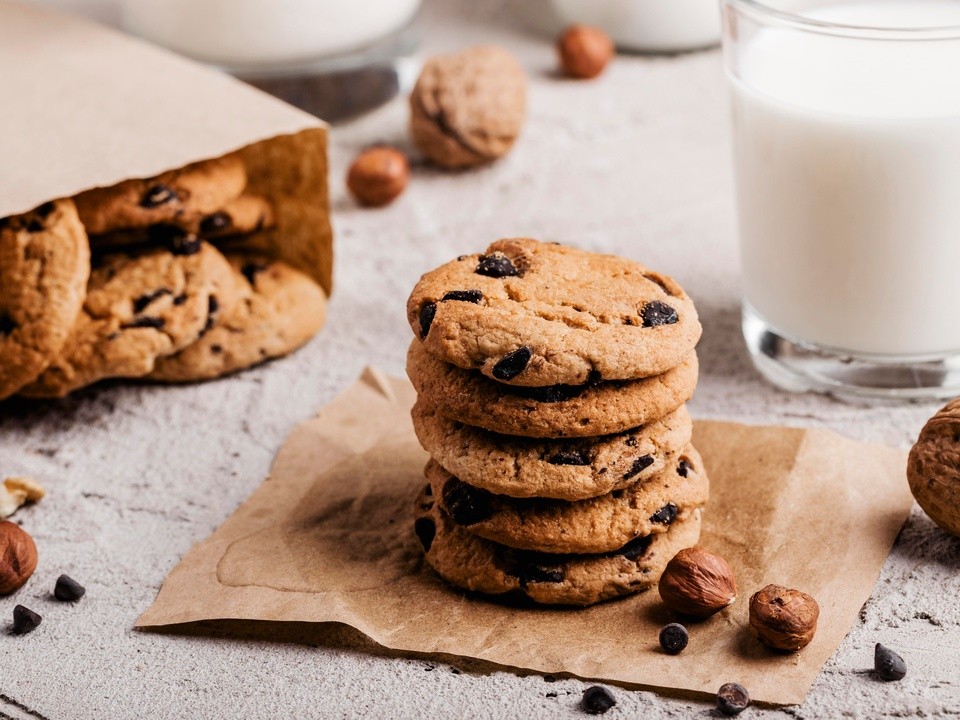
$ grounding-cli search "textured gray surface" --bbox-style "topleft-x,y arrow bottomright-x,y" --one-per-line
2,1 -> 960,718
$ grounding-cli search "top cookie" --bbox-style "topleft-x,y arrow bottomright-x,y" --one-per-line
74,154 -> 247,235
0,199 -> 90,400
407,238 -> 701,387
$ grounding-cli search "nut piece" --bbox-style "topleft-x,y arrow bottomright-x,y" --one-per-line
0,521 -> 38,595
347,147 -> 409,208
749,584 -> 819,651
0,476 -> 47,519
908,398 -> 960,536
410,46 -> 526,169
658,547 -> 737,618
557,25 -> 614,80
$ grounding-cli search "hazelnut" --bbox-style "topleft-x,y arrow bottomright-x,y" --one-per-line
347,147 -> 409,208
658,547 -> 737,619
749,584 -> 819,651
0,521 -> 38,595
557,25 -> 614,80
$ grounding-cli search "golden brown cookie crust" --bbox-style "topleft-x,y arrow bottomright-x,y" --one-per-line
0,199 -> 90,400
412,399 -> 693,500
407,238 -> 702,387
415,483 -> 702,606
427,445 -> 708,554
406,339 -> 698,439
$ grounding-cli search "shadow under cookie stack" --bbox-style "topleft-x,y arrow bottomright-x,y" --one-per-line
0,154 -> 327,401
407,238 -> 708,607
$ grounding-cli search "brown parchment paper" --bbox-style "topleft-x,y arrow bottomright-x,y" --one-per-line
0,1 -> 332,293
137,369 -> 913,706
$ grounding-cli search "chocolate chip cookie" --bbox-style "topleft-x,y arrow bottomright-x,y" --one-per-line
407,238 -> 701,387
148,255 -> 326,383
427,446 -> 708,554
74,154 -> 247,235
0,199 -> 90,400
415,483 -> 702,606
20,242 -> 237,398
407,340 -> 698,438
412,399 -> 692,500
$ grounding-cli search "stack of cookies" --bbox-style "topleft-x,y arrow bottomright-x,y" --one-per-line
0,154 -> 327,401
407,238 -> 707,606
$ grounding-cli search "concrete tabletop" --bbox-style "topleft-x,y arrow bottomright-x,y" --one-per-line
2,1 -> 959,718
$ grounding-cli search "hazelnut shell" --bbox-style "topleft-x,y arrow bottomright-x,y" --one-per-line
658,547 -> 737,619
749,584 -> 819,651
557,25 -> 615,80
347,147 -> 409,208
0,521 -> 38,595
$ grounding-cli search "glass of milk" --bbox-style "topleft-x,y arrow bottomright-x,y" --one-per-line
722,0 -> 960,400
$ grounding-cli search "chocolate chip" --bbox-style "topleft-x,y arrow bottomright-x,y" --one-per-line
456,255 -> 468,261
26,219 -> 43,233
875,643 -> 906,681
512,383 -> 586,404
35,201 -> 55,217
122,316 -> 165,330
493,346 -> 532,381
11,605 -> 41,635
133,288 -> 172,314
677,459 -> 691,477
211,344 -> 223,354
619,534 -> 653,561
414,517 -> 435,552
641,300 -> 679,327
659,623 -> 689,655
586,369 -> 603,386
650,503 -> 678,525
173,294 -> 187,306
54,574 -> 85,602
625,436 -> 638,447
201,295 -> 219,335
580,686 -> 616,714
150,224 -> 201,255
0,314 -> 16,336
442,479 -> 494,526
200,211 -> 231,235
518,563 -> 564,585
418,302 -> 437,339
141,183 -> 179,208
547,449 -> 590,466
441,289 -> 482,303
717,683 -> 750,716
241,261 -> 268,287
475,252 -> 519,278
623,455 -> 654,480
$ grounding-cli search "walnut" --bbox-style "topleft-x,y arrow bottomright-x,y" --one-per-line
908,398 -> 960,536
749,584 -> 819,651
409,46 -> 526,169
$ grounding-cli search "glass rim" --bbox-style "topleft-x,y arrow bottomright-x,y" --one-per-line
724,0 -> 960,40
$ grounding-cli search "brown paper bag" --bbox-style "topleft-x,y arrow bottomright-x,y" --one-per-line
137,369 -> 913,706
0,0 -> 331,292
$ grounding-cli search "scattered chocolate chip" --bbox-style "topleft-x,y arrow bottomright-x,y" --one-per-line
241,261 -> 268,287
659,623 -> 689,655
641,300 -> 679,328
875,643 -> 906,681
211,344 -> 223,354
0,314 -> 16,336
54,574 -> 85,602
442,479 -> 494,526
133,288 -> 172,314
717,683 -> 750,716
650,503 -> 678,525
677,459 -> 691,477
200,211 -> 231,235
547,449 -> 590,466
35,201 -> 55,217
26,219 -> 43,233
122,316 -> 165,330
475,252 -> 519,278
441,289 -> 482,303
12,605 -> 41,635
619,534 -> 653,561
623,455 -> 654,480
493,346 -> 532,381
418,302 -> 437,339
140,183 -> 179,208
414,517 -> 435,552
580,686 -> 616,714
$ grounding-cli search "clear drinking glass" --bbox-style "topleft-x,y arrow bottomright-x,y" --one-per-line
720,0 -> 960,400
